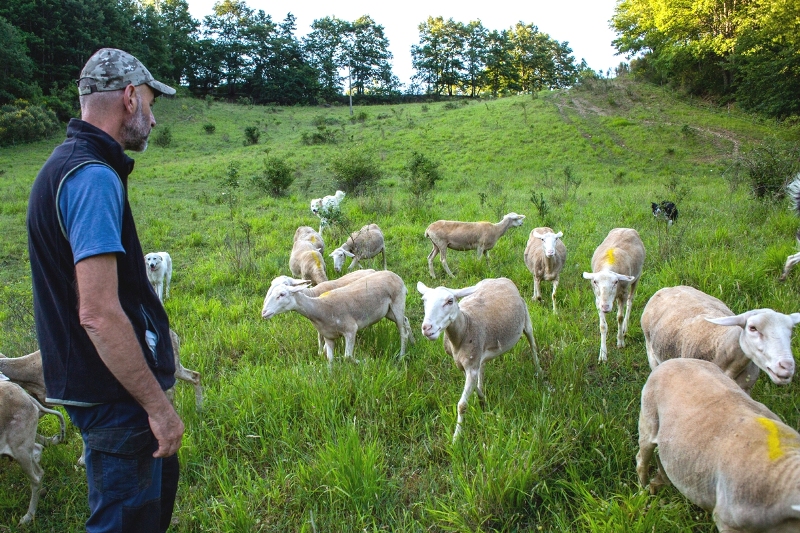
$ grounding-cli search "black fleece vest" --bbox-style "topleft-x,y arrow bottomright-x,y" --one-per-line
27,119 -> 175,405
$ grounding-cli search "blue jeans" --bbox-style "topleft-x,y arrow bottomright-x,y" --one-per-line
66,402 -> 179,533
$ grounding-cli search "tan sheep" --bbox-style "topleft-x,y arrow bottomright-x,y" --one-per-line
289,239 -> 328,286
637,358 -> 800,532
641,285 -> 799,393
330,223 -> 386,273
582,228 -> 645,362
424,212 -> 526,278
524,227 -> 567,313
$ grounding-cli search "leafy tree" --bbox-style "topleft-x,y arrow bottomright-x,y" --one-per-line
0,16 -> 36,103
304,17 -> 349,100
203,0 -> 255,98
461,21 -> 488,97
412,17 -> 465,95
347,16 -> 395,95
483,29 -> 517,96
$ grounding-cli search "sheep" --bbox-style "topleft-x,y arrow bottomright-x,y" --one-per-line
167,329 -> 203,411
425,212 -> 526,278
293,225 -> 325,254
0,349 -> 46,405
641,285 -> 799,394
417,278 -> 540,442
779,173 -> 800,281
261,270 -> 413,366
582,228 -> 645,363
330,223 -> 386,273
289,239 -> 328,286
637,358 -> 800,532
0,380 -> 66,525
523,227 -> 567,313
310,190 -> 345,234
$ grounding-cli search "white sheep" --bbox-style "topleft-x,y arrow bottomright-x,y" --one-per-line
779,173 -> 800,281
330,223 -> 386,273
417,278 -> 540,442
523,227 -> 567,313
289,240 -> 328,286
261,270 -> 413,366
310,190 -> 346,234
294,225 -> 325,253
637,358 -> 800,532
641,285 -> 799,394
167,329 -> 203,411
0,350 -> 47,404
582,228 -> 645,363
424,212 -> 526,278
0,380 -> 65,525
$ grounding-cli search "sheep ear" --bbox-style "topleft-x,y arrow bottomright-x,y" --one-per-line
452,285 -> 479,299
706,314 -> 748,328
532,231 -> 544,239
289,279 -> 311,287
343,250 -> 355,257
789,313 -> 800,326
554,231 -> 563,239
287,283 -> 310,293
582,272 -> 594,280
616,274 -> 636,282
417,281 -> 430,295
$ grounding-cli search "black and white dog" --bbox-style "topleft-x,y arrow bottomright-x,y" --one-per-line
145,251 -> 172,302
651,201 -> 678,226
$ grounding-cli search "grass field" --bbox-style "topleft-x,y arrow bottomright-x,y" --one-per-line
1,76 -> 800,532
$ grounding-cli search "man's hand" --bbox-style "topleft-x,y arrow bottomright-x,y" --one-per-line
148,403 -> 185,458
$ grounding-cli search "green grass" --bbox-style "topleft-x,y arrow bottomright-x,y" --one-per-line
1,76 -> 800,531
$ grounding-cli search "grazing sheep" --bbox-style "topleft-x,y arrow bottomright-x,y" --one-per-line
330,223 -> 386,273
417,278 -> 540,442
261,270 -> 413,366
0,350 -> 46,404
524,227 -> 567,313
289,240 -> 328,286
0,380 -> 65,525
779,173 -> 800,281
310,190 -> 346,234
425,212 -> 526,278
294,225 -> 325,253
582,228 -> 645,363
637,358 -> 800,532
641,285 -> 799,393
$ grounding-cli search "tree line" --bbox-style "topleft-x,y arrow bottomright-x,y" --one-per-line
0,0 -> 588,109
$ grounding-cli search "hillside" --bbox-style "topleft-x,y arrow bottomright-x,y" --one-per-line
1,76 -> 799,532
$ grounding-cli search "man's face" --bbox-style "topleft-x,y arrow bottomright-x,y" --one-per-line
120,84 -> 156,152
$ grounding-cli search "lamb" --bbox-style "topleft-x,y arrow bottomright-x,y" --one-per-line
330,223 -> 386,273
641,285 -> 799,394
310,190 -> 345,234
523,227 -> 567,313
425,212 -> 526,278
417,278 -> 540,442
0,380 -> 65,525
582,228 -> 645,363
289,239 -> 328,286
294,225 -> 325,253
637,358 -> 800,532
261,270 -> 413,366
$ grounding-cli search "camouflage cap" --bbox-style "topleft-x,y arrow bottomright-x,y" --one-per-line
77,48 -> 176,96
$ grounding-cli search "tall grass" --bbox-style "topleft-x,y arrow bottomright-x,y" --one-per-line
1,76 -> 799,531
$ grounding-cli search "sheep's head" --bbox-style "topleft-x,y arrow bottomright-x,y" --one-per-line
262,278 -> 310,319
582,270 -> 635,313
330,248 -> 355,273
706,310 -> 800,385
532,230 -> 563,258
417,282 -> 478,340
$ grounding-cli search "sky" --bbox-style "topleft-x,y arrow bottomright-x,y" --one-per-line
185,0 -> 625,88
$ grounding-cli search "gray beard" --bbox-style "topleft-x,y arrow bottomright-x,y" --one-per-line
120,98 -> 150,152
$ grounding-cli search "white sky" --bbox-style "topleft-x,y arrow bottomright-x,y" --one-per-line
185,0 -> 625,88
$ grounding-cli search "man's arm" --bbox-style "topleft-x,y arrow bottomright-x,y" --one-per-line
75,253 -> 184,458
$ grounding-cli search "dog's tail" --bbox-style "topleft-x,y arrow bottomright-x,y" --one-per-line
787,173 -> 800,217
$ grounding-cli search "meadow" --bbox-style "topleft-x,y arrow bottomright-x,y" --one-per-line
1,76 -> 800,532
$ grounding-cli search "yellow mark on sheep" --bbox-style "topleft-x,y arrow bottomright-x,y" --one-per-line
313,253 -> 321,268
757,417 -> 800,461
605,248 -> 616,266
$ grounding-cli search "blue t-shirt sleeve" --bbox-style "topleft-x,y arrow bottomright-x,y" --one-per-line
58,164 -> 126,264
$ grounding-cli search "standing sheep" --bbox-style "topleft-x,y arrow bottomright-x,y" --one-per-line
330,223 -> 386,273
289,240 -> 328,286
417,278 -> 540,442
637,358 -> 800,532
582,228 -> 645,363
425,212 -> 526,278
293,225 -> 325,253
641,285 -> 799,393
524,227 -> 567,313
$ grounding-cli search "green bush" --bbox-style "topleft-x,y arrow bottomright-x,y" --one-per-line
329,145 -> 383,195
250,156 -> 295,197
153,125 -> 172,147
405,151 -> 441,200
0,101 -> 60,146
244,126 -> 260,145
349,110 -> 368,123
300,125 -> 338,145
737,139 -> 800,199
203,123 -> 216,134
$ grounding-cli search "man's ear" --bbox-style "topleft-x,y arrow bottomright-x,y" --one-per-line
123,84 -> 137,114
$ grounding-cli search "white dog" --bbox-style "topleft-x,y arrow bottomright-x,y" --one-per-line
144,252 -> 172,303
309,190 -> 345,234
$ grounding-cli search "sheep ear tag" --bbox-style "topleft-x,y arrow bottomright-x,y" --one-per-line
0,371 -> 9,381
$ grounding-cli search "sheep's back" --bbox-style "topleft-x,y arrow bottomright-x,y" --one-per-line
426,220 -> 489,250
459,278 -> 528,343
591,228 -> 644,277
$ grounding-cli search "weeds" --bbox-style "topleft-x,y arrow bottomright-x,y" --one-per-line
735,138 -> 800,200
203,123 -> 216,134
405,151 -> 442,203
530,191 -> 550,222
153,125 -> 172,148
329,145 -> 383,195
244,126 -> 260,146
250,156 -> 295,197
301,126 -> 338,145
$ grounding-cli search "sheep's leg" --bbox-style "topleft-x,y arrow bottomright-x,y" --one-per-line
324,337 -> 336,369
439,248 -> 456,278
616,297 -> 626,348
551,279 -> 559,314
427,246 -> 440,278
454,367 -> 479,443
317,332 -> 324,356
533,276 -> 542,301
404,317 -> 416,345
523,320 -> 541,373
347,256 -> 360,271
598,309 -> 609,363
476,363 -> 486,409
17,443 -> 43,525
343,331 -> 359,363
381,248 -> 387,270
619,286 -> 636,348
780,251 -> 800,281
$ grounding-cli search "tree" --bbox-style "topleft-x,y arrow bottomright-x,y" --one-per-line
304,17 -> 349,100
412,17 -> 465,95
0,15 -> 36,103
203,0 -> 255,98
483,29 -> 516,96
347,16 -> 395,95
461,21 -> 488,97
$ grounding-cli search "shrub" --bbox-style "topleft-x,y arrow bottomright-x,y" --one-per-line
0,102 -> 60,146
311,115 -> 339,127
349,110 -> 368,123
737,139 -> 800,199
152,125 -> 172,148
405,151 -> 442,200
250,156 -> 295,197
301,125 -> 338,145
329,146 -> 383,195
203,123 -> 216,134
244,126 -> 260,145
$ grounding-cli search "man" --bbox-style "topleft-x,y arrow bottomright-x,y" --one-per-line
27,48 -> 184,532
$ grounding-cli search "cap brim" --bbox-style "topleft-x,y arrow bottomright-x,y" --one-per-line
147,79 -> 176,96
